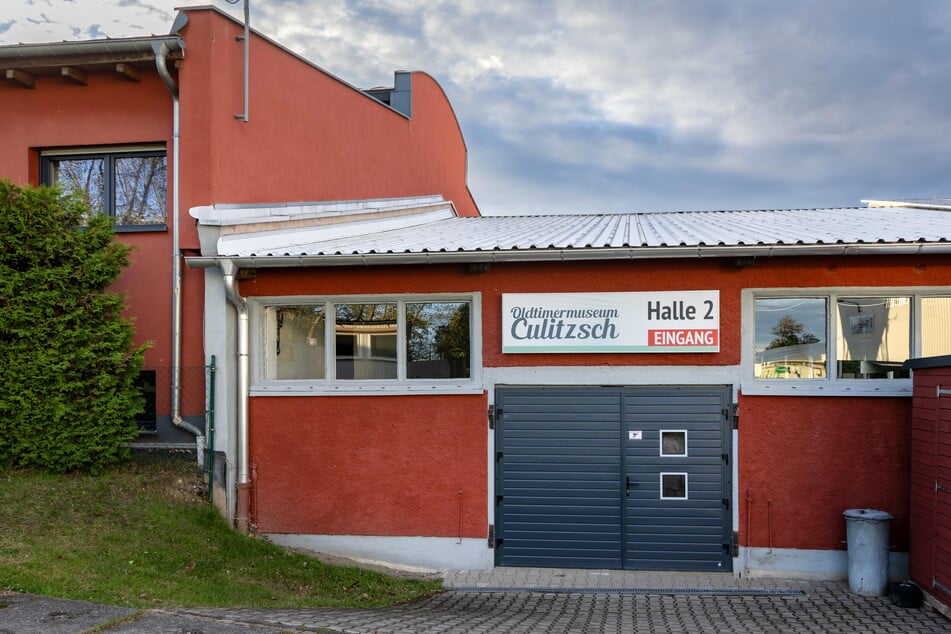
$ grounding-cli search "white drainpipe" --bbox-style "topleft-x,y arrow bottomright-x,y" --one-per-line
153,37 -> 204,442
221,260 -> 251,533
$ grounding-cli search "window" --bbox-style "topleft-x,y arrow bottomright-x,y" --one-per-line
660,473 -> 688,500
258,295 -> 479,392
41,147 -> 167,228
406,301 -> 471,379
753,297 -> 827,379
273,306 -> 326,380
835,296 -> 910,379
922,297 -> 951,357
746,290 -> 951,394
335,303 -> 398,380
660,430 -> 687,457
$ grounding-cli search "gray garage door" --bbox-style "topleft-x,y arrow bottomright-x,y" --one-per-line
495,386 -> 732,572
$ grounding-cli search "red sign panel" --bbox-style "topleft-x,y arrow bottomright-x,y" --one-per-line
648,329 -> 719,347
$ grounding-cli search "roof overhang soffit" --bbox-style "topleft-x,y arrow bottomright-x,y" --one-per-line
0,36 -> 184,87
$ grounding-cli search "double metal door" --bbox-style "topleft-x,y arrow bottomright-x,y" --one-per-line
495,385 -> 732,571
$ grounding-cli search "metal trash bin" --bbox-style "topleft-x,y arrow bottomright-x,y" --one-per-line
843,508 -> 893,595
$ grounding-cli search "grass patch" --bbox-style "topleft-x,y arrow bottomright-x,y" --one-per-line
0,452 -> 442,608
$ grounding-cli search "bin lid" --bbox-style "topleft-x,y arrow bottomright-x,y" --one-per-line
843,508 -> 893,522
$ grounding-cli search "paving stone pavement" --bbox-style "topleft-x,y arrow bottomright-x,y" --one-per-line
178,569 -> 951,634
3,569 -> 950,633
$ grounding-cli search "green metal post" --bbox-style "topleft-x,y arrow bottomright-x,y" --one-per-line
206,355 -> 216,501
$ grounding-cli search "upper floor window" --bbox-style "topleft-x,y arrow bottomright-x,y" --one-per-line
254,295 -> 481,394
745,289 -> 951,395
41,146 -> 167,229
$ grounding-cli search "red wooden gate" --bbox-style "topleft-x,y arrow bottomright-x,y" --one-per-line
906,356 -> 951,610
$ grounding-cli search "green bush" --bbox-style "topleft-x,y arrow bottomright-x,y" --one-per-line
0,180 -> 147,473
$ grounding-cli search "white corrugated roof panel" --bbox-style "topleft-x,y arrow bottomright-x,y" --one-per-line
214,206 -> 950,259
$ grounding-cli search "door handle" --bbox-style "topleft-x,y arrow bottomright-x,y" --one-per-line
625,476 -> 638,496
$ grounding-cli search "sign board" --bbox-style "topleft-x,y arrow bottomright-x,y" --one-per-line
502,291 -> 719,353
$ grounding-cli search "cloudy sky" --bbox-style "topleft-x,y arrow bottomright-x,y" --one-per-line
3,1 -> 950,215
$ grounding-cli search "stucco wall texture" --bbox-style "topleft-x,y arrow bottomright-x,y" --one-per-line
242,254 -> 948,548
738,395 -> 911,551
249,394 -> 487,537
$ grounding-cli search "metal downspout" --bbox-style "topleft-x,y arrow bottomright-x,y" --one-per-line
153,39 -> 203,441
237,0 -> 250,122
221,260 -> 251,534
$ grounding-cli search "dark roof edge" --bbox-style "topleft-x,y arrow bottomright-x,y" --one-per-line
904,355 -> 951,370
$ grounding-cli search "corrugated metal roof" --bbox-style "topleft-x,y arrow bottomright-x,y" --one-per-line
214,206 -> 950,259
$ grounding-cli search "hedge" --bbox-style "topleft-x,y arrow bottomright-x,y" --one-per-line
0,180 -> 147,473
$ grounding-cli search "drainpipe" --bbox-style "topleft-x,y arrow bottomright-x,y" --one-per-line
235,0 -> 250,122
221,260 -> 251,534
153,38 -> 204,441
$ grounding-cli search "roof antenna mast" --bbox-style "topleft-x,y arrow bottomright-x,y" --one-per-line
226,0 -> 250,122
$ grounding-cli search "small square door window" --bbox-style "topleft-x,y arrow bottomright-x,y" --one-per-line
660,430 -> 687,457
660,473 -> 688,500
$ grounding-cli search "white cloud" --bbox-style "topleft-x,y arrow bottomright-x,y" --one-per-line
1,0 -> 192,41
3,0 -> 951,212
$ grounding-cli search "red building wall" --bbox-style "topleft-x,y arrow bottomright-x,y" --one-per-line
0,6 -> 480,421
738,395 -> 911,551
249,394 -> 487,537
175,9 -> 478,216
0,69 -> 179,391
241,254 -> 947,544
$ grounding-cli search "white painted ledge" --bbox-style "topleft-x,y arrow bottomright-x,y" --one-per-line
739,547 -> 908,581
264,533 -> 493,571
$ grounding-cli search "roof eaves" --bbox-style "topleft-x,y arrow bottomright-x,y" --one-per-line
186,240 -> 951,270
0,35 -> 184,71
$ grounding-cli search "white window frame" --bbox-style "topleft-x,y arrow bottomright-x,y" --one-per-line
250,293 -> 482,395
659,430 -> 688,457
742,287 -> 951,396
660,472 -> 688,500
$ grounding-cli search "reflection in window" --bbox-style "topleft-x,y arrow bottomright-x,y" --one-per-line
44,150 -> 167,226
660,431 -> 687,457
922,297 -> 951,357
406,302 -> 471,379
754,298 -> 827,379
114,156 -> 167,225
49,157 -> 104,224
836,297 -> 910,379
334,303 -> 397,380
661,473 -> 688,500
273,306 -> 325,380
